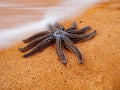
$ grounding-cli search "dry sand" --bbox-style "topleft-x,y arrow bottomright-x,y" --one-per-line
0,1 -> 120,90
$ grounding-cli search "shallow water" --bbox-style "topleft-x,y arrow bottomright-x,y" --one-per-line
0,0 -> 101,48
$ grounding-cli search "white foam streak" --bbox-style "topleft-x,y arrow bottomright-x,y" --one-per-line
0,18 -> 56,48
0,0 -> 101,48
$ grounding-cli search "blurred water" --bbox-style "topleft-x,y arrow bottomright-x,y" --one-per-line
0,0 -> 101,48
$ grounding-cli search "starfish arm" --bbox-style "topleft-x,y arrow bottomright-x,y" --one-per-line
63,36 -> 82,64
23,36 -> 53,58
66,21 -> 76,31
54,23 -> 65,30
48,24 -> 57,31
19,33 -> 53,52
66,30 -> 96,40
67,26 -> 91,34
55,37 -> 67,64
23,31 -> 50,43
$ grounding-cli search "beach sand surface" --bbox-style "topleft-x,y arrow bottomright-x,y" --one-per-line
0,0 -> 120,90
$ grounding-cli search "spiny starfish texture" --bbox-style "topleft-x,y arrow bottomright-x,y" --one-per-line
19,22 -> 96,64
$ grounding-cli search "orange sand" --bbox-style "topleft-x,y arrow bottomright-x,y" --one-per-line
0,1 -> 120,90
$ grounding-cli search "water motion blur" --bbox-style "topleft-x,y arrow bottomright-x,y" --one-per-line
0,0 -> 101,48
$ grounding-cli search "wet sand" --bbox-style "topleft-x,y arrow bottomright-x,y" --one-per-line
0,1 -> 120,90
